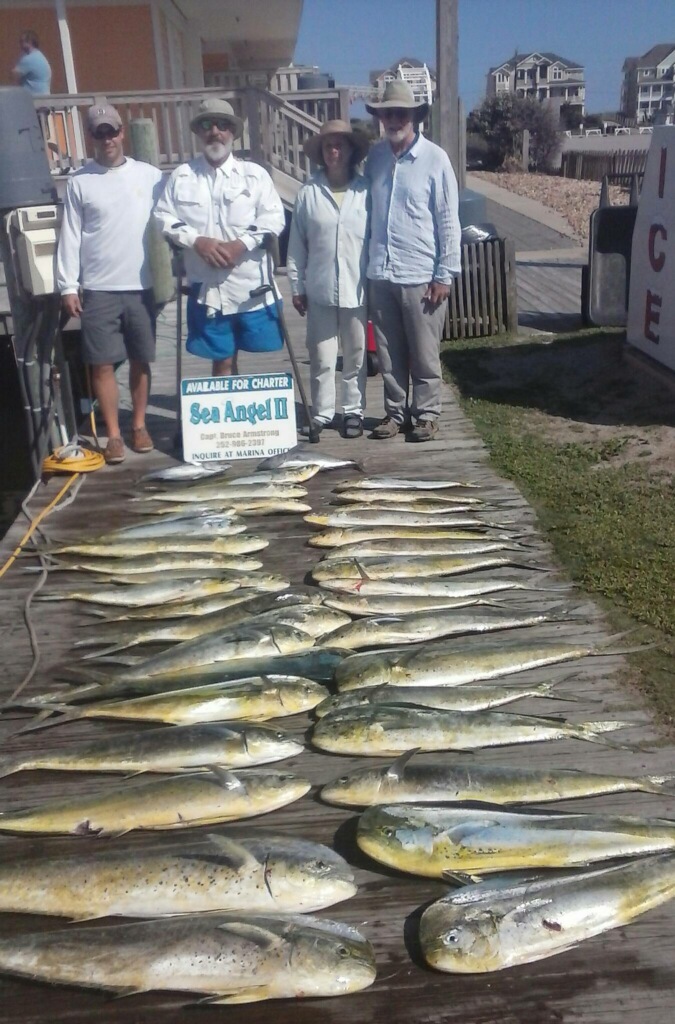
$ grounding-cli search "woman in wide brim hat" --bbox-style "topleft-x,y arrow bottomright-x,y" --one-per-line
365,79 -> 429,121
303,119 -> 370,166
288,119 -> 371,440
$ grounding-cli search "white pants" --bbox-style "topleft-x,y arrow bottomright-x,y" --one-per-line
305,303 -> 367,423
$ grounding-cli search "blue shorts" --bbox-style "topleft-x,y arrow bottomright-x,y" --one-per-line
186,286 -> 283,360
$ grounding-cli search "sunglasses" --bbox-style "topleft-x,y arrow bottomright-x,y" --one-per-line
380,108 -> 411,120
196,118 -> 234,132
92,126 -> 121,140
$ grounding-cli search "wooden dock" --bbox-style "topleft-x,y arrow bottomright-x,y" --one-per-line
0,276 -> 673,1023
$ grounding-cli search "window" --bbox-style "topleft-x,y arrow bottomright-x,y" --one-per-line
517,69 -> 525,80
552,67 -> 563,80
539,65 -> 548,79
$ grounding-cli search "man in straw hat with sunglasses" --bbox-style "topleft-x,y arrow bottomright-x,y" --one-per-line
154,98 -> 285,379
56,103 -> 163,464
365,79 -> 461,442
287,119 -> 370,439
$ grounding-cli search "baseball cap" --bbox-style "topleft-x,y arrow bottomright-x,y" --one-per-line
87,104 -> 123,132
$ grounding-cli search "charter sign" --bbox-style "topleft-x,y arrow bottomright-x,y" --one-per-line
627,126 -> 675,372
180,373 -> 297,462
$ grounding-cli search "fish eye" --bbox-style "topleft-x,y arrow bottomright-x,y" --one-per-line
383,826 -> 395,838
337,945 -> 350,957
337,776 -> 349,784
443,930 -> 460,946
275,732 -> 285,740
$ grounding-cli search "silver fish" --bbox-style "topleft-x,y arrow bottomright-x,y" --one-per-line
139,461 -> 230,483
0,911 -> 377,1001
258,445 -> 362,471
333,476 -> 478,491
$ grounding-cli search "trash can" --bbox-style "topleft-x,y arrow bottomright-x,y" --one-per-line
582,173 -> 642,327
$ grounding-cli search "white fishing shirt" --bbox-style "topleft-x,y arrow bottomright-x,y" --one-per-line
287,171 -> 369,308
153,154 -> 285,313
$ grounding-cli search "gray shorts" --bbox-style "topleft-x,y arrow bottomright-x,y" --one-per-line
80,290 -> 156,366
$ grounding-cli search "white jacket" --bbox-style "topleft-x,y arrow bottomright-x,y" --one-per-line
153,154 -> 285,313
287,171 -> 369,308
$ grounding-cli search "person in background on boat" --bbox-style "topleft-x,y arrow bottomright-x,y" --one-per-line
153,98 -> 285,379
287,119 -> 370,440
56,104 -> 163,465
365,80 -> 461,443
12,30 -> 51,94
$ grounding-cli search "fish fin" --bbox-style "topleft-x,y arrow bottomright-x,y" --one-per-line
641,773 -> 675,794
446,822 -> 503,846
112,987 -> 149,999
12,705 -> 79,735
216,922 -> 280,950
385,748 -> 421,781
206,765 -> 246,791
442,869 -> 485,885
355,560 -> 371,581
0,756 -> 21,779
579,720 -> 649,752
204,833 -> 258,870
200,987 -> 272,1005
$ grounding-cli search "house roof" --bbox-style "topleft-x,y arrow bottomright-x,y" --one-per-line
637,43 -> 675,67
490,51 -> 583,75
369,56 -> 437,85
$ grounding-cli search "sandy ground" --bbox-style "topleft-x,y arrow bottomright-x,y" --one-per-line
467,172 -> 674,477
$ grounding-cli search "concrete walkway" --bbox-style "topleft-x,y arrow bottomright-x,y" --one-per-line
466,173 -> 587,333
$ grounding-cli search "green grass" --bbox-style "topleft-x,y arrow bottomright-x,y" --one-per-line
441,330 -> 675,728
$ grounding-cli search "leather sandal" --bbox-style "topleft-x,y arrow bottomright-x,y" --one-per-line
342,415 -> 363,439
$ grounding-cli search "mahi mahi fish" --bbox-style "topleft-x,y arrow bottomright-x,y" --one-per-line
36,573 -> 289,607
314,680 -> 576,717
15,677 -> 329,734
332,476 -> 478,491
308,526 -> 513,547
335,634 -> 643,691
319,750 -> 675,807
134,483 -> 308,503
319,573 -> 557,597
305,510 -> 497,529
95,588 -> 312,622
312,554 -> 540,581
0,767 -> 311,835
104,624 -> 316,681
318,606 -> 568,650
0,911 -> 377,1001
321,594 -> 508,617
48,553 -> 264,575
0,833 -> 357,919
331,488 -> 485,506
319,538 -> 522,559
258,445 -> 362,471
140,461 -> 231,483
48,534 -> 270,558
357,803 -> 675,877
419,853 -> 675,972
311,704 -> 633,756
1,720 -> 306,775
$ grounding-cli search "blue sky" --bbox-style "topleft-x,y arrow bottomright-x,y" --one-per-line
295,0 -> 675,114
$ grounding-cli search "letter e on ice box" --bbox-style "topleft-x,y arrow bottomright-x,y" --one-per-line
627,127 -> 675,371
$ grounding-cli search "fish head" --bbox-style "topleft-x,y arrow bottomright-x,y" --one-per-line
320,766 -> 386,807
270,626 -> 316,655
265,844 -> 357,908
314,692 -> 369,718
243,725 -> 304,761
276,679 -> 329,714
357,805 -> 435,870
252,771 -> 311,804
285,920 -> 377,996
420,901 -> 503,973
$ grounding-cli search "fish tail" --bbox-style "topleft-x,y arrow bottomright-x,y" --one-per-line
13,703 -> 82,735
578,719 -> 647,751
534,683 -> 581,703
0,755 -> 22,779
641,773 -> 675,794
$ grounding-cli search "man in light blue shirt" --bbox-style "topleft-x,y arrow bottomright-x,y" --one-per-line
12,31 -> 52,95
365,80 -> 461,442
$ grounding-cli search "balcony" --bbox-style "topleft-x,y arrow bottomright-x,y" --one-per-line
35,82 -> 350,207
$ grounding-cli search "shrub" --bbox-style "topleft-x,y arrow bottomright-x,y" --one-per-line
467,94 -> 561,172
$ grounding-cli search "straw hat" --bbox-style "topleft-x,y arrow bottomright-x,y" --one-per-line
189,98 -> 243,139
365,79 -> 429,120
304,119 -> 370,164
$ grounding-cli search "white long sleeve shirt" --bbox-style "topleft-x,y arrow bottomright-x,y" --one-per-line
366,133 -> 461,285
153,154 -> 285,314
56,158 -> 163,294
287,171 -> 369,308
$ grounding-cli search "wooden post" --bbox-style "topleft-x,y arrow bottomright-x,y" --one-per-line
436,0 -> 461,182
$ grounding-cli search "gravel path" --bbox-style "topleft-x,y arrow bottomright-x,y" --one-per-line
471,171 -> 630,242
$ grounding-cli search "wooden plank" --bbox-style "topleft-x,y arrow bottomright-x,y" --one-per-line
0,276 -> 673,1024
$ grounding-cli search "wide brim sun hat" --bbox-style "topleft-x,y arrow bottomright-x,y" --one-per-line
303,119 -> 370,164
365,79 -> 429,120
189,98 -> 244,140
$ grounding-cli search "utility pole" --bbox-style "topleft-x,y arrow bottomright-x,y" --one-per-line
436,0 -> 464,188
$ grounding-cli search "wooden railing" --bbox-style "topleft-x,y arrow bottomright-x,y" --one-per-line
445,238 -> 518,339
35,82 -> 346,185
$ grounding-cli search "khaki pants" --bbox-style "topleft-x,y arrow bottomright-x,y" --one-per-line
305,303 -> 367,423
369,280 -> 448,423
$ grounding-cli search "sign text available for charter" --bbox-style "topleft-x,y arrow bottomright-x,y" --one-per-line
181,373 -> 297,462
627,126 -> 675,372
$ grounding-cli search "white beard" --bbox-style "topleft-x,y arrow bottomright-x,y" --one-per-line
386,127 -> 411,145
202,140 -> 232,163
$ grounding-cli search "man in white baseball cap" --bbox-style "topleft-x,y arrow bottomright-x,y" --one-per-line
57,102 -> 163,464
